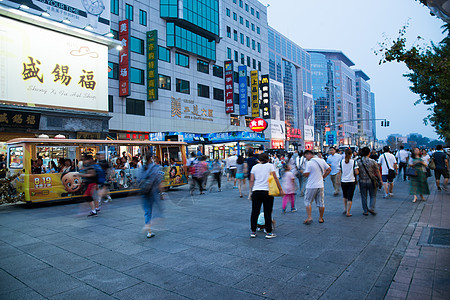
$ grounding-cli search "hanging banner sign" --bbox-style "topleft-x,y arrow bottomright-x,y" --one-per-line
260,75 -> 270,119
249,118 -> 267,132
224,60 -> 234,113
238,65 -> 248,115
147,30 -> 158,101
250,70 -> 259,117
119,20 -> 130,97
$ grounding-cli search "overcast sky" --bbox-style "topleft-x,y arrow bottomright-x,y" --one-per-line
260,0 -> 446,141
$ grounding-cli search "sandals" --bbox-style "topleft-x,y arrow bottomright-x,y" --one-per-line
346,214 -> 352,217
318,219 -> 324,223
303,219 -> 312,225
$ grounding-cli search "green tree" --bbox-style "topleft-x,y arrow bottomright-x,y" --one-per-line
377,4 -> 450,142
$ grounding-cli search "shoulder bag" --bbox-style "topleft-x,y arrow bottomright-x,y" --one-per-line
405,166 -> 418,177
359,158 -> 381,189
268,174 -> 280,196
428,155 -> 436,170
383,154 -> 396,180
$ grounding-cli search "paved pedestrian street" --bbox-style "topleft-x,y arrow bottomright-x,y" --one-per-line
0,178 -> 449,299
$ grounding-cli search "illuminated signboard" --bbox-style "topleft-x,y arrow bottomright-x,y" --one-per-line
249,118 -> 267,132
119,20 -> 130,97
238,65 -> 248,115
271,139 -> 285,149
260,75 -> 270,119
0,17 -> 108,112
286,127 -> 302,140
250,70 -> 259,117
0,110 -> 40,129
224,60 -> 234,113
147,30 -> 158,101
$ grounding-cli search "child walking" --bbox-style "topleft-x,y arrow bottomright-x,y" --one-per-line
282,164 -> 297,213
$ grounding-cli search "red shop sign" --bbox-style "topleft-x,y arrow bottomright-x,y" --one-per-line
249,118 -> 267,132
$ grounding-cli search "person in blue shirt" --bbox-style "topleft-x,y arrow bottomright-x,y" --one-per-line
326,147 -> 343,196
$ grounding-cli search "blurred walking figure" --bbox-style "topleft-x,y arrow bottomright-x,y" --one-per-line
236,155 -> 247,198
209,158 -> 222,192
409,147 -> 430,202
281,164 -> 297,213
79,154 -> 99,217
96,151 -> 112,203
358,147 -> 383,216
246,149 -> 259,199
295,151 -> 307,197
432,144 -> 449,191
138,153 -> 163,238
338,149 -> 359,217
191,156 -> 207,195
378,146 -> 398,198
396,145 -> 410,181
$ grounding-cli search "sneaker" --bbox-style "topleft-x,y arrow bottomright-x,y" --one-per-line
95,207 -> 100,212
88,211 -> 97,217
291,208 -> 297,212
442,186 -> 448,191
265,233 -> 277,239
250,232 -> 256,238
368,209 -> 377,215
389,193 -> 394,198
218,188 -> 222,192
147,232 -> 155,238
437,186 -> 442,191
383,194 -> 389,199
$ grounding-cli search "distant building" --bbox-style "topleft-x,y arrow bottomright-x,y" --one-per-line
371,92 -> 376,142
355,70 -> 375,145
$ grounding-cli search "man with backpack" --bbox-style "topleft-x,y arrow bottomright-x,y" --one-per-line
138,153 -> 163,238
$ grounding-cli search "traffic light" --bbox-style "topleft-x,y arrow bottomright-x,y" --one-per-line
386,121 -> 390,127
381,120 -> 390,127
381,121 -> 385,127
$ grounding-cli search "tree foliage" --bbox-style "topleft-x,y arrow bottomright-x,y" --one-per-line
376,12 -> 450,143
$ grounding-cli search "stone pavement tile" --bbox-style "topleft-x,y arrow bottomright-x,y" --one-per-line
177,277 -> 265,300
409,284 -> 432,296
58,239 -> 109,257
385,288 -> 408,299
288,270 -> 336,290
0,268 -> 25,293
319,283 -> 369,300
97,239 -> 151,256
146,239 -> 192,254
50,285 -> 114,300
0,242 -> 24,259
37,232 -> 79,246
180,262 -> 250,286
224,257 -> 300,281
224,245 -> 284,263
0,253 -> 49,276
17,242 -> 66,259
72,265 -> 141,295
15,226 -> 57,237
388,281 -> 410,292
407,291 -> 433,300
272,254 -> 310,269
113,282 -> 188,300
16,267 -> 83,298
179,236 -> 236,253
42,252 -> 99,274
88,251 -> 147,272
0,287 -> 45,300
433,270 -> 450,291
316,249 -> 360,265
135,248 -> 198,272
2,232 -> 42,247
124,263 -> 195,291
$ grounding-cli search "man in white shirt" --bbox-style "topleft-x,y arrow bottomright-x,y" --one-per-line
378,146 -> 398,198
303,150 -> 331,225
326,147 -> 342,196
395,145 -> 410,181
226,152 -> 238,187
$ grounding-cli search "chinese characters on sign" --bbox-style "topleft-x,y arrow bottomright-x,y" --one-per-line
286,127 -> 302,140
170,97 -> 214,121
249,118 -> 267,132
22,56 -> 43,83
146,30 -> 158,101
260,75 -> 270,119
238,65 -> 248,116
224,60 -> 234,114
119,20 -> 130,97
250,70 -> 259,117
0,111 -> 40,129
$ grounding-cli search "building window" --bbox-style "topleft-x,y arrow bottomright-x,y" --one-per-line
233,30 -> 238,41
246,20 -> 249,28
108,62 -> 118,79
110,29 -> 119,39
230,114 -> 240,126
245,3 -> 249,11
247,56 -> 250,67
239,0 -> 243,8
176,52 -> 189,68
257,42 -> 261,53
126,98 -> 145,116
240,33 -> 244,44
240,53 -> 244,65
233,12 -> 237,21
111,0 -> 119,15
108,95 -> 114,112
251,7 -> 254,15
213,65 -> 223,78
256,11 -> 260,19
139,9 -> 147,26
252,59 -> 256,69
158,46 -> 171,62
251,23 -> 255,31
226,8 -> 230,17
234,71 -> 239,83
227,47 -> 232,59
258,61 -> 261,71
158,74 -> 171,90
257,26 -> 260,34
130,67 -> 144,85
246,36 -> 250,47
198,84 -> 209,98
126,4 -> 133,21
234,92 -> 239,104
130,37 -> 144,54
233,0 -> 237,3
213,88 -> 224,101
197,59 -> 209,74
239,16 -> 243,24
176,78 -> 190,94
346,76 -> 353,95
234,50 -> 238,62
226,26 -> 231,38
252,39 -> 255,50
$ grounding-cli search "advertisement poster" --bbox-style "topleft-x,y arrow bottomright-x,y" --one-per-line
269,79 -> 285,141
119,20 -> 130,97
224,60 -> 234,113
0,17 -> 108,112
303,92 -> 315,141
163,166 -> 188,187
250,70 -> 259,117
260,75 -> 270,119
238,65 -> 248,115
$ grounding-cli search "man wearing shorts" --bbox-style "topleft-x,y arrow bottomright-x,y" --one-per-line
378,146 -> 398,198
432,145 -> 449,191
302,150 -> 331,224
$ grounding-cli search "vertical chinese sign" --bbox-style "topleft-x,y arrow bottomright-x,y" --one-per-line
260,75 -> 270,119
224,60 -> 234,113
146,30 -> 158,101
119,20 -> 130,97
238,65 -> 248,115
250,70 -> 259,117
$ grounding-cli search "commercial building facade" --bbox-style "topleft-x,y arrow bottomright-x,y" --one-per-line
355,70 -> 375,146
268,27 -> 313,150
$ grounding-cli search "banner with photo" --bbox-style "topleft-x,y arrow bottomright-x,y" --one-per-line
269,79 -> 285,140
303,92 -> 314,141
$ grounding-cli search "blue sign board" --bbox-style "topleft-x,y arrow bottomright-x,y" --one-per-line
326,131 -> 337,145
238,65 -> 248,115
